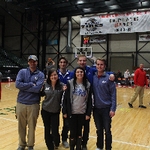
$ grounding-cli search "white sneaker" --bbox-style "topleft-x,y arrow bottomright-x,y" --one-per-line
95,148 -> 103,150
62,141 -> 69,148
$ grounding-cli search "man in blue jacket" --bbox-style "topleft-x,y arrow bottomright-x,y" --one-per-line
92,58 -> 116,150
15,55 -> 45,150
57,56 -> 73,148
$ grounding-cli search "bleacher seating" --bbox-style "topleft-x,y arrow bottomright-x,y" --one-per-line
0,48 -> 28,82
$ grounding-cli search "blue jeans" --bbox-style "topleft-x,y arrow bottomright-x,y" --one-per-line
93,107 -> 112,150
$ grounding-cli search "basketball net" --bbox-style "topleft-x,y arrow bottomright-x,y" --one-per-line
74,47 -> 93,58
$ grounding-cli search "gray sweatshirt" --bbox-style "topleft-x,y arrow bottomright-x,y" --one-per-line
41,82 -> 63,113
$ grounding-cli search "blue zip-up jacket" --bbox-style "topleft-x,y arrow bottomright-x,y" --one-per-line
85,66 -> 96,84
16,67 -> 45,105
93,72 -> 116,112
57,69 -> 73,84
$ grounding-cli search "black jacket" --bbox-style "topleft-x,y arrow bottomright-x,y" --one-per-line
62,79 -> 92,118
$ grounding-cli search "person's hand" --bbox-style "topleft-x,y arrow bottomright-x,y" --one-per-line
63,84 -> 67,91
33,83 -> 36,86
110,111 -> 115,118
63,114 -> 67,118
85,115 -> 90,120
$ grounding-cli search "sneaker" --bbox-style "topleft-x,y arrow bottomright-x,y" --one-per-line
139,105 -> 146,108
82,145 -> 87,150
28,146 -> 34,150
128,102 -> 133,108
95,148 -> 103,150
53,142 -> 59,149
62,141 -> 69,148
17,146 -> 25,150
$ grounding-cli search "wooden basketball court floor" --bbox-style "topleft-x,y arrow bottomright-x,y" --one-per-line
0,82 -> 150,150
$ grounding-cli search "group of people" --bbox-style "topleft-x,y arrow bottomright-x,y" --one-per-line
15,54 -> 117,150
122,65 -> 148,109
116,65 -> 148,108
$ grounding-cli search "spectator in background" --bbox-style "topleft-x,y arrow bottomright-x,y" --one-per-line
115,70 -> 122,83
0,72 -> 2,82
41,68 -> 66,150
62,66 -> 92,150
57,56 -> 73,148
15,55 -> 45,150
129,70 -> 135,87
128,63 -> 148,108
92,58 -> 116,150
116,70 -> 122,78
124,69 -> 130,86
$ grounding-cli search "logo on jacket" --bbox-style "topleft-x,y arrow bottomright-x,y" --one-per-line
45,87 -> 50,90
35,76 -> 38,81
102,80 -> 106,83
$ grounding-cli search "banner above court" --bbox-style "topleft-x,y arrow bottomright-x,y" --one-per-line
80,11 -> 150,35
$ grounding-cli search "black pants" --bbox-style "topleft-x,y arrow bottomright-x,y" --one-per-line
82,119 -> 90,146
41,109 -> 60,150
125,78 -> 129,86
61,117 -> 69,141
69,114 -> 85,139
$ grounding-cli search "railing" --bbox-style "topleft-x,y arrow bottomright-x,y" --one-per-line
0,48 -> 28,81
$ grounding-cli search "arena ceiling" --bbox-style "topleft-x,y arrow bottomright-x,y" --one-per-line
3,0 -> 150,18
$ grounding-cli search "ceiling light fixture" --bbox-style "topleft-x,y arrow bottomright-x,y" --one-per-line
77,0 -> 84,4
83,8 -> 92,12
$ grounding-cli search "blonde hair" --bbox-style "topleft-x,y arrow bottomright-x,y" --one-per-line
77,54 -> 87,60
96,57 -> 106,65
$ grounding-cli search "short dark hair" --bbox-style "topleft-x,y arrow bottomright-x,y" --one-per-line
58,56 -> 68,64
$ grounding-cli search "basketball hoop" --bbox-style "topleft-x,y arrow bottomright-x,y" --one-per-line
74,47 -> 93,58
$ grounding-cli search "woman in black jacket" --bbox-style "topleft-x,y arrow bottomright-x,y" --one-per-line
62,66 -> 92,150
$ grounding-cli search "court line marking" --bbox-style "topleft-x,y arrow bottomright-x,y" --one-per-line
89,136 -> 150,148
0,116 -> 44,128
2,83 -> 150,148
112,140 -> 150,148
4,83 -> 18,92
0,116 -> 150,148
